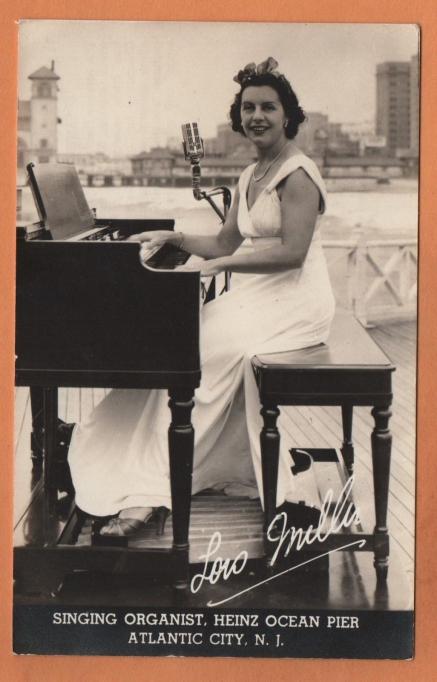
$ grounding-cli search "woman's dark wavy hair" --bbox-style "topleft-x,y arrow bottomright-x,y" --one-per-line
229,73 -> 305,140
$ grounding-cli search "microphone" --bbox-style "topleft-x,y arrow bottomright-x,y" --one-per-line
180,121 -> 231,220
181,122 -> 204,200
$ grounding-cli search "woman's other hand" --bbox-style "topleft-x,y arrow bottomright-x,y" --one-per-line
176,258 -> 225,277
127,230 -> 181,248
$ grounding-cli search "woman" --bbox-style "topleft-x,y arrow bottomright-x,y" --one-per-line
68,57 -> 335,536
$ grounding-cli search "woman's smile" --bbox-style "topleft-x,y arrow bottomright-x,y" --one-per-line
250,125 -> 270,135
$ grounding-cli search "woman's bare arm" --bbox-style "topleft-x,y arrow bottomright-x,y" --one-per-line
129,187 -> 243,260
182,169 -> 320,276
181,186 -> 244,258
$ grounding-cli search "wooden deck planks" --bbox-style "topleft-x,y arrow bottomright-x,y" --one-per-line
14,387 -> 30,453
14,388 -> 34,522
282,404 -> 415,540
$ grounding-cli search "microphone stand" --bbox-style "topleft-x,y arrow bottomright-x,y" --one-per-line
189,157 -> 231,222
184,151 -> 232,294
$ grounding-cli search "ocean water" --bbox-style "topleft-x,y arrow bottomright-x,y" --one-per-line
19,179 -> 419,241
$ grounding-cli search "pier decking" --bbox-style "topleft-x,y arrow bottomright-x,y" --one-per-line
14,319 -> 416,606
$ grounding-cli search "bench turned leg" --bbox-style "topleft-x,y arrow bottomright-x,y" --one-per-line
341,405 -> 355,477
168,389 -> 195,590
371,404 -> 392,583
260,403 -> 280,565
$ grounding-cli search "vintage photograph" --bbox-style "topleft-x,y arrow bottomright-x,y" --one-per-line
14,20 -> 418,658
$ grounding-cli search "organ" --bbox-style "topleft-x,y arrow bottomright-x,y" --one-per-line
15,162 -> 203,592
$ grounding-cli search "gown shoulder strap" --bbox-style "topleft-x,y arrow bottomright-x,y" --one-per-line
266,154 -> 328,214
238,163 -> 256,199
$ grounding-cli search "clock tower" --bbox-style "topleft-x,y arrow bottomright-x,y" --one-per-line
28,60 -> 60,163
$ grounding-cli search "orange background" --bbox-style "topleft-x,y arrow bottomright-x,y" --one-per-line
1,2 -> 435,680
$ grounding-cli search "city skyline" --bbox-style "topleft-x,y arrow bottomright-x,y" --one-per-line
18,21 -> 419,157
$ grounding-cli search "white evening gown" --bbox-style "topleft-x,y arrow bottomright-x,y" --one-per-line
69,153 -> 336,516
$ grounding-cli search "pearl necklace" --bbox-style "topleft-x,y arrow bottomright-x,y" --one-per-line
252,141 -> 289,183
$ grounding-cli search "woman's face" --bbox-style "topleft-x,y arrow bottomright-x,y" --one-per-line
240,85 -> 288,150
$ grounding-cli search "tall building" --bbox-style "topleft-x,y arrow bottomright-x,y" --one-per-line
376,61 -> 411,155
17,61 -> 61,170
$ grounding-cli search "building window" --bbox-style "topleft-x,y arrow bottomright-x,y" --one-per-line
38,155 -> 50,163
40,138 -> 48,148
37,83 -> 51,97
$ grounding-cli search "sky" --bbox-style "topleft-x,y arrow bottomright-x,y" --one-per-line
18,21 -> 419,157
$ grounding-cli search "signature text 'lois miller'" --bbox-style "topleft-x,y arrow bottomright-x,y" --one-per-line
191,475 -> 362,604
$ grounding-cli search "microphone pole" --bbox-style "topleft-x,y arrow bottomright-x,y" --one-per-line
191,158 -> 202,201
181,123 -> 232,292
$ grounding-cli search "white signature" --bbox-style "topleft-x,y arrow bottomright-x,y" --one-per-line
191,475 -> 365,606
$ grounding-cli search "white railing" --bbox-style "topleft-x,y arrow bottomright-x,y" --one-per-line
323,229 -> 417,327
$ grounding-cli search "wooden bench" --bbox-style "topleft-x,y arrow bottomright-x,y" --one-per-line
251,311 -> 395,583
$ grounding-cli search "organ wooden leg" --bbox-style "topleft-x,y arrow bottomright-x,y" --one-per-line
341,404 -> 354,477
43,387 -> 58,517
30,387 -> 44,465
260,403 -> 280,566
371,404 -> 392,583
168,388 -> 195,590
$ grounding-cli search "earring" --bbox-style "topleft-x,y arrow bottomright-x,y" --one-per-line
283,120 -> 288,128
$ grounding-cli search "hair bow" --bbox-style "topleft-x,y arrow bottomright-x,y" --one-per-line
233,57 -> 280,85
